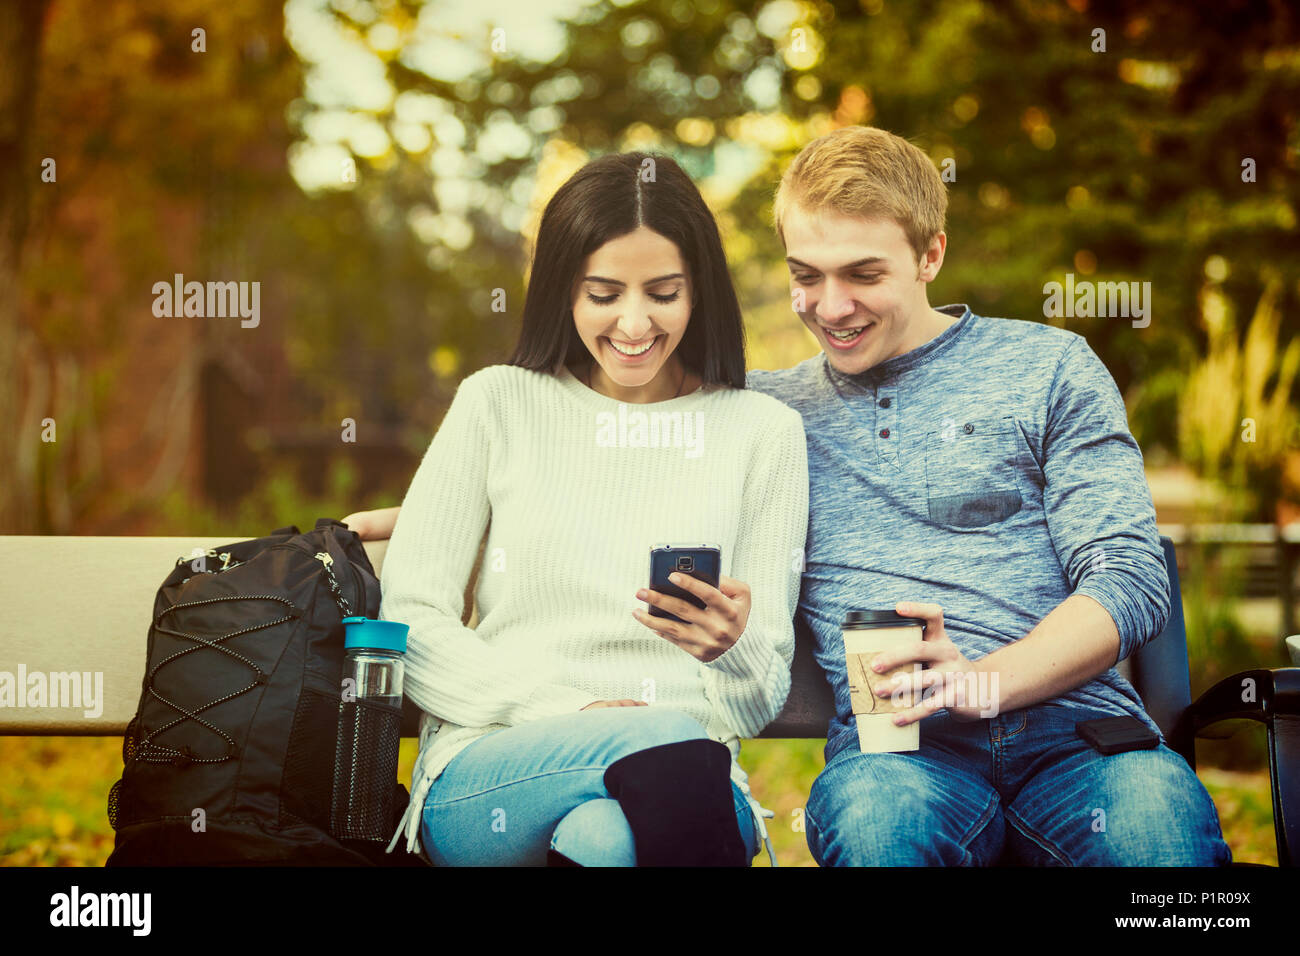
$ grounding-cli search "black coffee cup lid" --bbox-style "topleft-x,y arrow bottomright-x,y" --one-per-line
843,610 -> 927,628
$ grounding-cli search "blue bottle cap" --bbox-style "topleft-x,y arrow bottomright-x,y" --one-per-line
342,616 -> 408,653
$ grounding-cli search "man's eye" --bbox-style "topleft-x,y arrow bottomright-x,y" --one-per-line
650,291 -> 680,303
586,292 -> 618,305
792,274 -> 818,284
852,274 -> 882,283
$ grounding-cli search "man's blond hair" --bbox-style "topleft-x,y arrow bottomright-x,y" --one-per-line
773,126 -> 947,264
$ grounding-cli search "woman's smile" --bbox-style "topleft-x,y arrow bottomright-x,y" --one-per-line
604,334 -> 661,362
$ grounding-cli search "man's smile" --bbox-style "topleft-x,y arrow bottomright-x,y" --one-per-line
820,321 -> 876,349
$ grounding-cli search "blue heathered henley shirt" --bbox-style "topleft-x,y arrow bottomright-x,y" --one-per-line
746,303 -> 1171,764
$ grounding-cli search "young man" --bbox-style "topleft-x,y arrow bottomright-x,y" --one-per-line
344,126 -> 1233,866
745,124 -> 1230,865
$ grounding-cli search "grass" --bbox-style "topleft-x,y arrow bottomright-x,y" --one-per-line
0,734 -> 1276,867
1,736 -> 120,867
1200,766 -> 1279,866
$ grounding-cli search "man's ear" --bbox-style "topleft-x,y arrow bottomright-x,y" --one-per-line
917,231 -> 947,283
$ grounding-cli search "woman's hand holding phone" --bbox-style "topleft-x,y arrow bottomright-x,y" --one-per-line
633,573 -> 752,663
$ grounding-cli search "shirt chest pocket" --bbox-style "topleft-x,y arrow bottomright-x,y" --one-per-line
924,415 -> 1023,529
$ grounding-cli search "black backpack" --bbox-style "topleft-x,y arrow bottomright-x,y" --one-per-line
107,517 -> 423,866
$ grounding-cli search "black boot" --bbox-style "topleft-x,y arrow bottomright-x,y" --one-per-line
602,738 -> 747,867
546,847 -> 583,866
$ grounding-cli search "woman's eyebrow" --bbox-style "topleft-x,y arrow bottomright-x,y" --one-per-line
583,273 -> 685,286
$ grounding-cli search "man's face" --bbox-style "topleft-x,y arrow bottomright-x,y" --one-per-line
783,204 -> 942,376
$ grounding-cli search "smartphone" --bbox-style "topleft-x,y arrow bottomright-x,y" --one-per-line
648,544 -> 722,624
1075,715 -> 1160,755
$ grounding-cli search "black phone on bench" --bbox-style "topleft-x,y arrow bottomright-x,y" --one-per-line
1075,715 -> 1160,755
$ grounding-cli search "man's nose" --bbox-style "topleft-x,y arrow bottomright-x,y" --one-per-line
814,278 -> 856,322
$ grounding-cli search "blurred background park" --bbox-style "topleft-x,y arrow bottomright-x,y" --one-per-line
1,0 -> 1297,865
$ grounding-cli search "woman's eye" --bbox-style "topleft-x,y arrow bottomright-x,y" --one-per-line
585,290 -> 680,305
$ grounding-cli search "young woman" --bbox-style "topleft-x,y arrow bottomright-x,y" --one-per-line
357,152 -> 808,866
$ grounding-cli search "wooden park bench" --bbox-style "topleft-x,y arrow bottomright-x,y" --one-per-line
2,532 -> 1296,865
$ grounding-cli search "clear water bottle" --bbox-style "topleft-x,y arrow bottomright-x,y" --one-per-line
342,616 -> 407,707
331,616 -> 409,840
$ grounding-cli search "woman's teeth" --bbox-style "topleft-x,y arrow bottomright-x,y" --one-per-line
608,337 -> 656,356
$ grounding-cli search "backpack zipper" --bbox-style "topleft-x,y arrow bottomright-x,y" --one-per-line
317,540 -> 368,615
176,540 -> 364,616
174,548 -> 243,576
313,550 -> 356,618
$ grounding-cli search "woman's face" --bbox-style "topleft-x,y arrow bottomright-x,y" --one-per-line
571,226 -> 693,391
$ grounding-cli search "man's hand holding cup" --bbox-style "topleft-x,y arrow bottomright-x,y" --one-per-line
869,601 -> 987,725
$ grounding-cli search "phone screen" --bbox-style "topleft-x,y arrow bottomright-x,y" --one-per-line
648,545 -> 721,624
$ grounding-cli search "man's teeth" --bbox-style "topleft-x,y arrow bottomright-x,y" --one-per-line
609,337 -> 656,356
826,325 -> 868,341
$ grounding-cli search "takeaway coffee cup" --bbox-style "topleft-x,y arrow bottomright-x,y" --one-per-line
843,610 -> 927,753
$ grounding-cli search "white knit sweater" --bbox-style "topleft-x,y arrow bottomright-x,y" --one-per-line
378,363 -> 809,865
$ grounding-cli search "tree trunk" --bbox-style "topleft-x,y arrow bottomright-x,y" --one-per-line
0,0 -> 51,532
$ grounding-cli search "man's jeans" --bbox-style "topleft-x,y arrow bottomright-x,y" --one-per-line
806,705 -> 1233,866
419,706 -> 760,866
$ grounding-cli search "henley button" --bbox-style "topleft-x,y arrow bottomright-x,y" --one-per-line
964,423 -> 974,434
879,397 -> 891,408
880,428 -> 890,438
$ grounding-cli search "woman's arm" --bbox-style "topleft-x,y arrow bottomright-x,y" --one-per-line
380,370 -> 601,727
698,408 -> 809,738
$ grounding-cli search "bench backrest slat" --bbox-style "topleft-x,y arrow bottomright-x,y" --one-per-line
0,535 -> 1146,740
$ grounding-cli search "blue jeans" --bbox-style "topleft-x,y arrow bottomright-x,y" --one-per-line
419,706 -> 760,866
806,706 -> 1233,866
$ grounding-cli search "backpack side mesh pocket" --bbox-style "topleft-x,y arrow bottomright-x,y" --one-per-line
330,696 -> 403,841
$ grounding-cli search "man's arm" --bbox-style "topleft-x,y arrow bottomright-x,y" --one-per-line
1035,335 -> 1171,662
342,506 -> 400,540
882,335 -> 1168,722
878,593 -> 1119,721
966,336 -> 1168,716
968,593 -> 1118,717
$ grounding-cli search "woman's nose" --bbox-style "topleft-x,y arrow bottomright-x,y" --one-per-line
616,310 -> 654,341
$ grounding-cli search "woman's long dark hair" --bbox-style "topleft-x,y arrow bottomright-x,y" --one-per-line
508,152 -> 747,387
